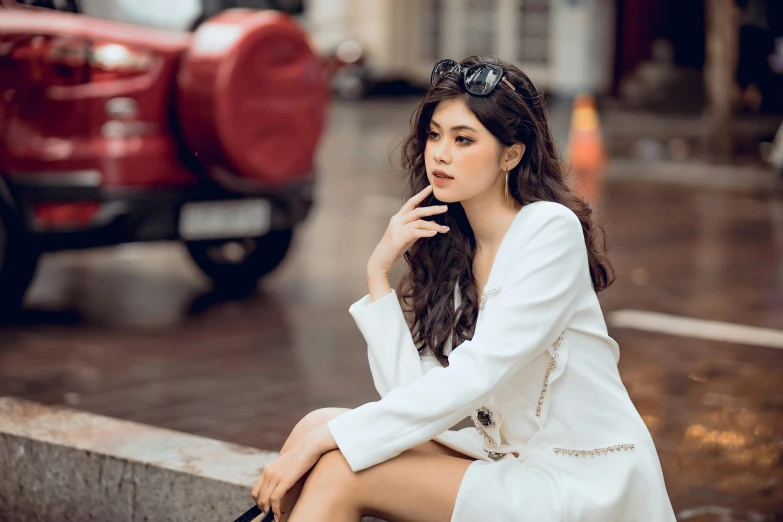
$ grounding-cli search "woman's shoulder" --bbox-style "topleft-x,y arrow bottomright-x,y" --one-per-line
516,201 -> 581,239
503,201 -> 586,265
521,200 -> 579,223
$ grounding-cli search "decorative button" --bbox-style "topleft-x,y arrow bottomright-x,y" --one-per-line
486,451 -> 506,461
475,406 -> 495,428
470,406 -> 498,447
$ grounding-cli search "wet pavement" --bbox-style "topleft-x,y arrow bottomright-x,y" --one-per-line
1,99 -> 782,520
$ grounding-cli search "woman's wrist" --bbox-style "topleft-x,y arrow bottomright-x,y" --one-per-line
366,265 -> 392,302
366,256 -> 389,278
307,424 -> 338,455
366,265 -> 389,284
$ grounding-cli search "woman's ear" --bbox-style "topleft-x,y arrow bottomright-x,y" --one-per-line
503,143 -> 525,171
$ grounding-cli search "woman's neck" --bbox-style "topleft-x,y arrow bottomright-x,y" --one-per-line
462,195 -> 520,256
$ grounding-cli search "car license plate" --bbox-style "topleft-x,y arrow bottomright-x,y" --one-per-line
179,199 -> 271,240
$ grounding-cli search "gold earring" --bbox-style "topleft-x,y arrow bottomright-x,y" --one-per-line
504,170 -> 509,203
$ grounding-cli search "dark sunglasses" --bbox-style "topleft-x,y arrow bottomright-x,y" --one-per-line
430,59 -> 517,96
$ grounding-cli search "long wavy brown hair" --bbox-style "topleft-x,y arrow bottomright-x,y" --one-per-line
398,55 -> 615,366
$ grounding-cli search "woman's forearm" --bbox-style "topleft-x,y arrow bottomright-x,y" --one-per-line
367,266 -> 393,303
308,425 -> 338,455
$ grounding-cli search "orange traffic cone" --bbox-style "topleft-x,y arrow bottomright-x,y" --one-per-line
566,94 -> 606,208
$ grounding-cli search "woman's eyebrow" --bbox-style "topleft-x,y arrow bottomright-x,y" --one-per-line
430,120 -> 478,133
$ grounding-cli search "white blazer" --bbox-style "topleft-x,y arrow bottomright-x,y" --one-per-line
327,201 -> 675,521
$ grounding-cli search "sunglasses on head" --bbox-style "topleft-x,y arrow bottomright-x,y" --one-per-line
430,59 -> 517,96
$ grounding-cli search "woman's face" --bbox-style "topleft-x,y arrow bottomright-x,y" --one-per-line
424,97 -> 506,204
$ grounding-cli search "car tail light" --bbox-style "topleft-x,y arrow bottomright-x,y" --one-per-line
33,202 -> 100,229
10,35 -> 88,85
88,42 -> 154,82
11,35 -> 154,85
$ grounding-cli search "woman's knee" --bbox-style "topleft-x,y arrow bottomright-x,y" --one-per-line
296,407 -> 351,433
281,408 -> 350,454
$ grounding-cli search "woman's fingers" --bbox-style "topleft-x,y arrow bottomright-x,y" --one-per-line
270,485 -> 287,522
251,475 -> 263,504
367,184 -> 448,273
397,227 -> 444,262
405,220 -> 449,233
410,227 -> 445,241
401,204 -> 449,224
399,221 -> 449,252
257,472 -> 278,515
400,184 -> 433,214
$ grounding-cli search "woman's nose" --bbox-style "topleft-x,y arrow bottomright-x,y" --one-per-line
433,141 -> 451,164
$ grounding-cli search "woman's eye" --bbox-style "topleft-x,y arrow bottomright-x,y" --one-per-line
456,136 -> 473,145
427,131 -> 439,140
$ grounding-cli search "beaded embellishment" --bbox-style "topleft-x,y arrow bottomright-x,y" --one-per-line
470,406 -> 498,447
486,451 -> 506,461
554,444 -> 635,456
536,335 -> 564,417
479,287 -> 501,310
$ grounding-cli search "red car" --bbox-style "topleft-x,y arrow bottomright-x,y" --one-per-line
0,1 -> 329,317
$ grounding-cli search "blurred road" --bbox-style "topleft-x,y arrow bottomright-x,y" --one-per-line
1,99 -> 782,519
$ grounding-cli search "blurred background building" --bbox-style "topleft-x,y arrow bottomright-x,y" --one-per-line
304,0 -> 782,165
304,0 -> 782,108
306,0 -> 615,97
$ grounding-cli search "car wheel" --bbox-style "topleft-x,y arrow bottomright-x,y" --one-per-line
0,200 -> 39,322
186,229 -> 293,291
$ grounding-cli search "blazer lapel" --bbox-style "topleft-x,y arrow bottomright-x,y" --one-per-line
479,208 -> 526,311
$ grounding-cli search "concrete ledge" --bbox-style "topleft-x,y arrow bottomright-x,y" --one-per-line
0,397 -> 278,522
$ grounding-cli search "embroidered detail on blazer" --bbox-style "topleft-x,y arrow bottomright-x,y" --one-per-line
474,406 -> 495,428
470,406 -> 498,447
536,334 -> 564,417
554,444 -> 635,456
486,450 -> 506,461
479,287 -> 501,310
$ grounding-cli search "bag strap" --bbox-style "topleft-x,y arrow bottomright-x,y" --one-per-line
232,505 -> 274,522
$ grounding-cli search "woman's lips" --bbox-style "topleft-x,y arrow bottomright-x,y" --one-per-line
432,170 -> 454,186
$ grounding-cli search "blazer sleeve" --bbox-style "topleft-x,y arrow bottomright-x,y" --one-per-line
328,209 -> 587,472
348,289 -> 440,398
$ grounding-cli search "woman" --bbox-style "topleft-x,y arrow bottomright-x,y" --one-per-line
251,55 -> 675,522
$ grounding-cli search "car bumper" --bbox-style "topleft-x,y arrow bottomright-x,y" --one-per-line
5,176 -> 316,252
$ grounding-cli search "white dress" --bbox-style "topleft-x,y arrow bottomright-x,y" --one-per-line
327,201 -> 676,521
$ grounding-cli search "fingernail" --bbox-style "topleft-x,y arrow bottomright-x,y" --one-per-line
442,226 -> 450,231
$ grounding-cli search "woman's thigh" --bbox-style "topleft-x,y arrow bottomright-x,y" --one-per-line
410,440 -> 476,461
351,449 -> 475,522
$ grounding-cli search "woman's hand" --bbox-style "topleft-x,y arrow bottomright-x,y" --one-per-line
251,440 -> 324,522
367,185 -> 449,276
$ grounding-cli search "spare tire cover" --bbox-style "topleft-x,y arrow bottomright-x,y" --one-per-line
177,9 -> 329,187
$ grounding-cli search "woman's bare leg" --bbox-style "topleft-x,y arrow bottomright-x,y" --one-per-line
273,408 -> 350,521
270,408 -> 472,521
287,447 -> 475,522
